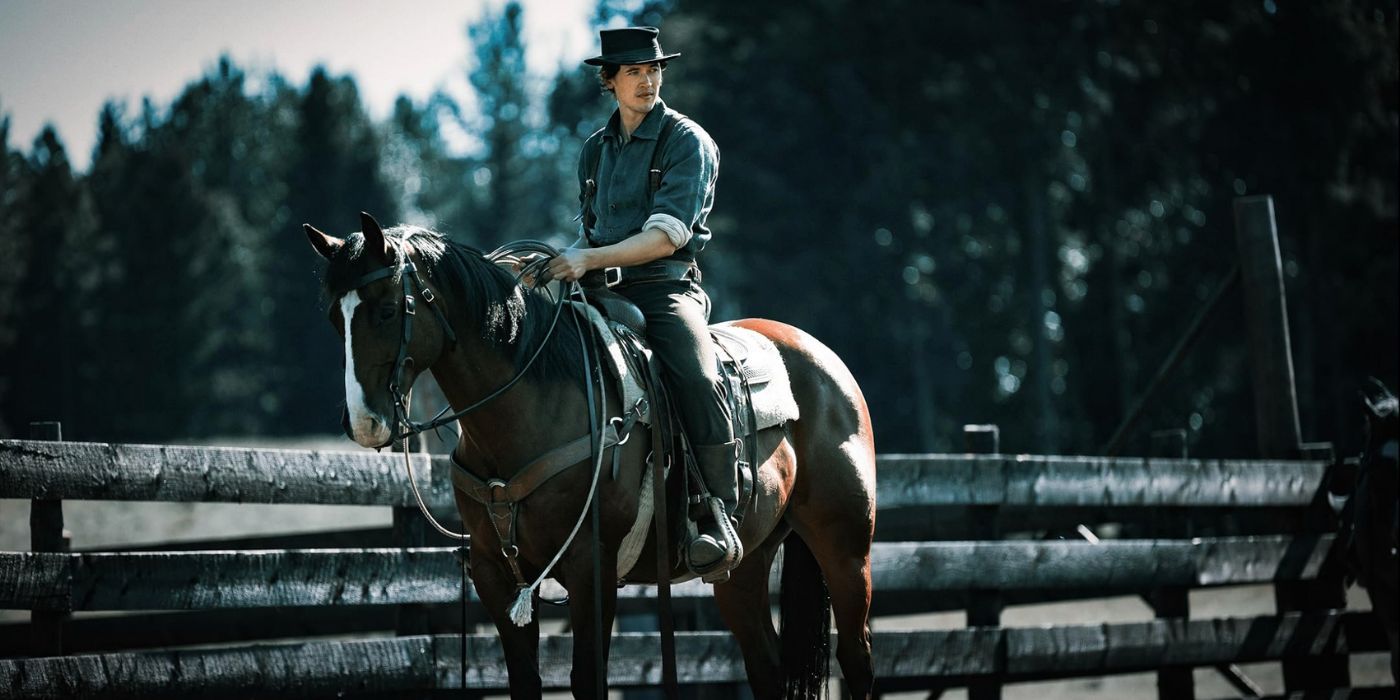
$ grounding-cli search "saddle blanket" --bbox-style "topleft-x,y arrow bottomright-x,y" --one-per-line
574,303 -> 801,431
573,304 -> 800,580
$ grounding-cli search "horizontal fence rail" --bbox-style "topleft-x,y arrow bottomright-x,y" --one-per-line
875,453 -> 1329,508
1,439 -> 1330,509
2,437 -> 1379,698
0,548 -> 463,611
0,536 -> 1335,611
0,439 -> 451,508
2,613 -> 1387,696
0,607 -> 429,657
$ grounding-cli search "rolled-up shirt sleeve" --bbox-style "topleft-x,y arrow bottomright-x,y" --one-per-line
647,125 -> 719,251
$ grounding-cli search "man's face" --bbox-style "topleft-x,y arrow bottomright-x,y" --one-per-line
607,62 -> 663,116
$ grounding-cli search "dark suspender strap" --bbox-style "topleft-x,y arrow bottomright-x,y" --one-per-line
580,131 -> 605,244
582,112 -> 682,244
648,112 -> 680,198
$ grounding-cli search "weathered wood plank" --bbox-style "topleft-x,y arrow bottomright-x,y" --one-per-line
0,613 -> 1386,696
875,504 -> 1315,542
1244,691 -> 1398,700
870,535 -> 1336,592
877,454 -> 1328,508
0,440 -> 458,509
3,440 -> 1327,509
82,526 -> 407,552
0,598 -> 729,656
3,635 -> 437,698
0,536 -> 1337,611
0,606 -> 402,656
0,553 -> 70,611
1,549 -> 466,610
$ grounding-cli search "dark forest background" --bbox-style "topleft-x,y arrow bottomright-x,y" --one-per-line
1,0 -> 1396,457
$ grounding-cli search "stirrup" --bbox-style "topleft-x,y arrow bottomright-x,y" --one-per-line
686,497 -> 743,583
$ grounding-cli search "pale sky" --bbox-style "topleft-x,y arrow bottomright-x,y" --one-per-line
0,0 -> 599,171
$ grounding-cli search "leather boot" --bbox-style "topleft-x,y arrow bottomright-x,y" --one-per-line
686,440 -> 744,582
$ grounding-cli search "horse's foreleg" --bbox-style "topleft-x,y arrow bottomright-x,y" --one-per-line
469,553 -> 543,698
562,551 -> 619,699
713,526 -> 787,699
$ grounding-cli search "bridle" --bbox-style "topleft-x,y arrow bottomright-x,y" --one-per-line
334,241 -> 588,691
335,257 -> 454,449
334,242 -> 570,450
333,239 -> 663,693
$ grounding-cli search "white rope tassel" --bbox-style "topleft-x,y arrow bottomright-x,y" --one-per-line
509,586 -> 535,625
505,363 -> 612,627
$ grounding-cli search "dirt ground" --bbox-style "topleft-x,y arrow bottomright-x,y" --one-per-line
2,434 -> 1392,697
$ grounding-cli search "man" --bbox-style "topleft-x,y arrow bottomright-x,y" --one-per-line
545,26 -> 740,582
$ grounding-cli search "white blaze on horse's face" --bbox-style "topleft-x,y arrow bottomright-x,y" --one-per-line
341,290 -> 392,447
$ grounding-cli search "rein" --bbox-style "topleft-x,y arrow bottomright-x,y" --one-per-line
336,248 -> 572,451
338,240 -> 631,629
336,243 -> 575,538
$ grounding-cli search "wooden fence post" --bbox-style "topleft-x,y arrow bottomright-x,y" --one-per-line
1148,429 -> 1192,700
1233,195 -> 1349,692
964,424 -> 1002,700
28,422 -> 70,657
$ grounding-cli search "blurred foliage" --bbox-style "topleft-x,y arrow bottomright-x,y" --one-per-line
661,0 -> 1398,455
0,0 -> 1395,458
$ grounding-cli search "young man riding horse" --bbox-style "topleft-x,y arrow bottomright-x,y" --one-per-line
544,26 -> 740,582
305,25 -> 878,698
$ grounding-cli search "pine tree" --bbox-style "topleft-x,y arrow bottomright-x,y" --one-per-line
2,127 -> 96,437
0,110 -> 24,436
276,67 -> 399,435
462,1 -> 559,243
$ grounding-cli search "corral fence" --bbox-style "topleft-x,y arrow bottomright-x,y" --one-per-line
0,432 -> 1393,698
3,194 -> 1394,698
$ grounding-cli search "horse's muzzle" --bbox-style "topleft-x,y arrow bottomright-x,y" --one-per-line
341,406 -> 397,448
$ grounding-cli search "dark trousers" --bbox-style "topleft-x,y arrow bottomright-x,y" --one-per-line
615,279 -> 733,446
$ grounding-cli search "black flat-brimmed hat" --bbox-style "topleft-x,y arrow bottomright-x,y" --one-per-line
583,26 -> 681,66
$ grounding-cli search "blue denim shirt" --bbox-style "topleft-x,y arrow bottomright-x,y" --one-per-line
578,100 -> 719,257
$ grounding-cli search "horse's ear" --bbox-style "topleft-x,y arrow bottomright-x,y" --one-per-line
303,223 -> 343,261
360,211 -> 391,264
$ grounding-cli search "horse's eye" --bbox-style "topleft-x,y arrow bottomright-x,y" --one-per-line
377,304 -> 397,323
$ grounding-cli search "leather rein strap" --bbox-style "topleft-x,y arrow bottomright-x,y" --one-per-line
642,340 -> 680,696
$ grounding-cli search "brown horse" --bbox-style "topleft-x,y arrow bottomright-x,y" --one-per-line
304,214 -> 876,699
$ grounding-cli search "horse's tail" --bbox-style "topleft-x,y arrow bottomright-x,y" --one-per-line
780,532 -> 831,698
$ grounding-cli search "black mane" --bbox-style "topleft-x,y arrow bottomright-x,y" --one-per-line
322,225 -> 584,388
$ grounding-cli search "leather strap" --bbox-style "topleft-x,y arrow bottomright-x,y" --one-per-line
642,335 -> 679,696
448,385 -> 644,601
581,260 -> 699,290
450,404 -> 642,508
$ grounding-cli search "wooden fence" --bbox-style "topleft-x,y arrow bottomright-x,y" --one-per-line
1,436 -> 1393,698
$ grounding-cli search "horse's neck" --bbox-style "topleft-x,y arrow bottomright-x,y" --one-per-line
432,340 -> 586,479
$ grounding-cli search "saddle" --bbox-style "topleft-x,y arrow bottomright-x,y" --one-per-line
571,285 -> 800,581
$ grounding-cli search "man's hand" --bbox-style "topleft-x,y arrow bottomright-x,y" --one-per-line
502,253 -> 548,286
542,230 -> 677,283
546,248 -> 593,283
